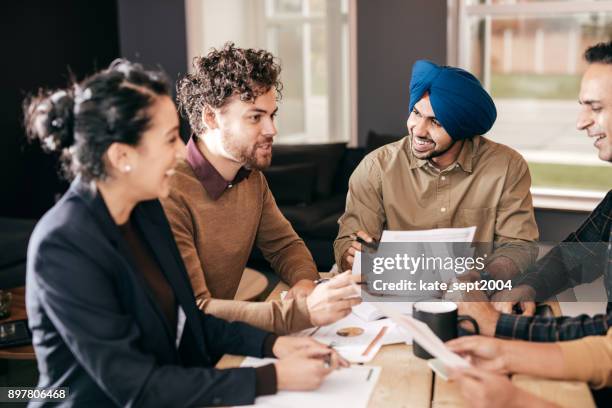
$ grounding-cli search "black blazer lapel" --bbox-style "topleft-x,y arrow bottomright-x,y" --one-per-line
132,201 -> 209,355
72,180 -> 178,352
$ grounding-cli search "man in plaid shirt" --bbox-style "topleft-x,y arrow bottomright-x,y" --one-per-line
459,42 -> 612,342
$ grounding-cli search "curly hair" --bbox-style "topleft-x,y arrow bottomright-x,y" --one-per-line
176,42 -> 282,136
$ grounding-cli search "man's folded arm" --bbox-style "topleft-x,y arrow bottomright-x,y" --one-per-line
197,296 -> 312,335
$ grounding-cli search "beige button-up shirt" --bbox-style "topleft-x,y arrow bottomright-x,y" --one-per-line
334,136 -> 539,272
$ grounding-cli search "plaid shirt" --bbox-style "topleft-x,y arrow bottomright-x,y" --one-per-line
495,190 -> 612,341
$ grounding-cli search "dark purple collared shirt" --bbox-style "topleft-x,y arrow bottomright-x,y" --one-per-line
185,137 -> 251,201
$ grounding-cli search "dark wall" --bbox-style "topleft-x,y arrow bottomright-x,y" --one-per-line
0,1 -> 120,218
116,0 -> 190,139
535,208 -> 589,242
117,0 -> 188,96
0,0 -> 190,219
356,0 -> 447,145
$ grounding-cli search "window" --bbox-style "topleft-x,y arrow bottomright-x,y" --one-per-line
449,0 -> 612,206
185,0 -> 353,144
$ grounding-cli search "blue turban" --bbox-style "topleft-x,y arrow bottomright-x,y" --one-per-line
408,60 -> 497,140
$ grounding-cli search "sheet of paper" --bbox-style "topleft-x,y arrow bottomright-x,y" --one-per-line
352,227 -> 477,277
351,301 -> 413,322
380,227 -> 476,243
352,227 -> 477,296
372,302 -> 469,368
240,357 -> 381,408
293,313 -> 397,362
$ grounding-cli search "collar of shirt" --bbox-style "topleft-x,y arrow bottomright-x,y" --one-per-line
407,135 -> 480,173
185,136 -> 251,200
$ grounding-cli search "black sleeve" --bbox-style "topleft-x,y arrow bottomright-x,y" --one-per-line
198,312 -> 271,362
33,233 -> 263,407
495,304 -> 612,341
513,192 -> 611,300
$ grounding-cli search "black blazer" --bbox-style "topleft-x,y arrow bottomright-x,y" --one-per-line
26,178 -> 270,407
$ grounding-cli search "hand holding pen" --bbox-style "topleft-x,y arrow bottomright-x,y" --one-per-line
306,271 -> 362,326
341,230 -> 379,270
274,342 -> 348,391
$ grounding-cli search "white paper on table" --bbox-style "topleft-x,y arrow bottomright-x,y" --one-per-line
381,227 -> 477,284
351,227 -> 477,278
240,357 -> 381,408
380,227 -> 476,243
381,319 -> 412,345
293,313 -> 396,362
352,227 -> 477,296
372,302 -> 469,369
352,250 -> 362,275
351,301 -> 413,322
348,303 -> 413,344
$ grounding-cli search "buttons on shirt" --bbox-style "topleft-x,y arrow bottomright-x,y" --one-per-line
441,176 -> 446,181
227,183 -> 233,189
441,207 -> 447,212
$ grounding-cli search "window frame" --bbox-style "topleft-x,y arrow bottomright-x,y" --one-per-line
184,0 -> 358,146
264,0 -> 351,144
447,0 -> 612,211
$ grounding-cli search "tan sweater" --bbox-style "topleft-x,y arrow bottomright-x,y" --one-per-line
161,159 -> 318,334
559,328 -> 612,389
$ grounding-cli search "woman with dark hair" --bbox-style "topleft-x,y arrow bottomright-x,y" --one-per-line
24,60 -> 347,407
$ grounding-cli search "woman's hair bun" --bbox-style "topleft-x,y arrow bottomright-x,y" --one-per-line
23,88 -> 75,153
23,58 -> 170,181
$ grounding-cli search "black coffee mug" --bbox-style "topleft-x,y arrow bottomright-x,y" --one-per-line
412,301 -> 479,360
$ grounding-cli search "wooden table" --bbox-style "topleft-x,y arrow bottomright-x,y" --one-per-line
217,277 -> 596,408
0,287 -> 35,360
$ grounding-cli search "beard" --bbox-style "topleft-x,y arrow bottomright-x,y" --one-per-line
221,131 -> 273,170
411,134 -> 456,160
243,145 -> 272,170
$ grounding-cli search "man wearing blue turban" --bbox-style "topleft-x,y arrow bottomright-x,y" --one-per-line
408,60 -> 497,145
334,60 -> 539,284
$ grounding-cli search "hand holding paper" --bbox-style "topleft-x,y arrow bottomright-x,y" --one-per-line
370,300 -> 470,369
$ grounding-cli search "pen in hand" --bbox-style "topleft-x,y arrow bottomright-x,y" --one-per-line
323,343 -> 348,369
323,352 -> 332,369
350,233 -> 380,251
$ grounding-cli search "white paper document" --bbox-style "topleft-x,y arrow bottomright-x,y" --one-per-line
372,302 -> 469,368
240,357 -> 381,408
294,313 -> 401,362
380,227 -> 476,243
351,226 -> 477,277
351,226 -> 477,311
351,301 -> 413,322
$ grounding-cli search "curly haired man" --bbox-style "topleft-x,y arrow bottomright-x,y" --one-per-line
161,43 -> 360,335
